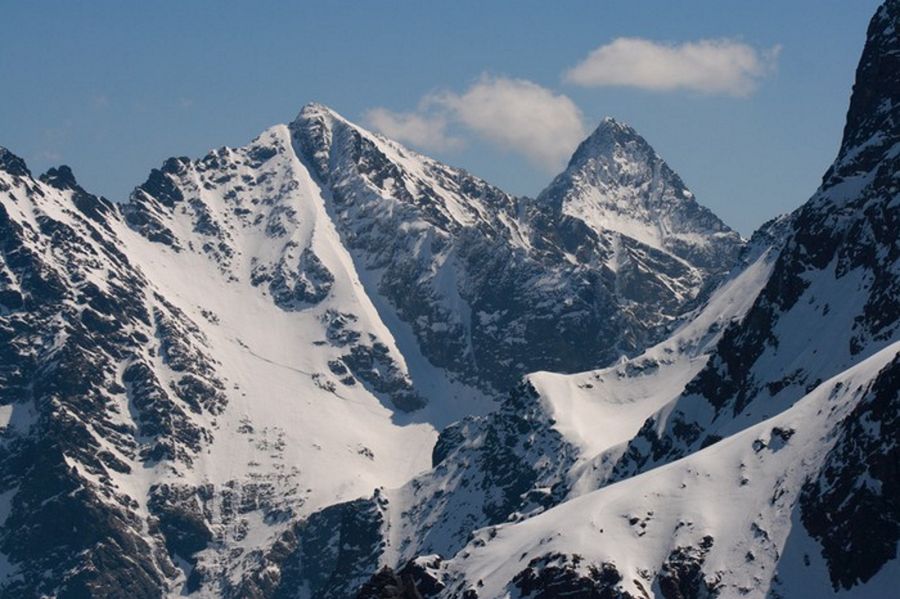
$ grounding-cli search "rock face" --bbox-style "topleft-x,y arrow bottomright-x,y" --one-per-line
800,353 -> 900,590
0,160 -> 221,597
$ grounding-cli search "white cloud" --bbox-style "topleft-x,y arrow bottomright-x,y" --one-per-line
565,37 -> 780,96
367,76 -> 586,171
365,108 -> 461,151
432,76 -> 586,170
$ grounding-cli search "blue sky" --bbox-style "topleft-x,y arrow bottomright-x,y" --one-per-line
0,1 -> 881,235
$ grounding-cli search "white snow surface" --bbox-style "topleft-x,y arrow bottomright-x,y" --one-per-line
444,341 -> 900,599
529,246 -> 777,460
111,125 -> 492,515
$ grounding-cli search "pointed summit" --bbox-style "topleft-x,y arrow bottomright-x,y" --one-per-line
291,101 -> 363,142
292,101 -> 349,128
564,116 -> 650,171
289,102 -> 348,180
824,0 -> 900,191
538,117 -> 743,276
546,116 -> 693,207
0,147 -> 31,178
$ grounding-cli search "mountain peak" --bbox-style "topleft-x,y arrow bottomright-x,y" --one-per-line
0,146 -> 31,178
598,115 -> 633,133
564,116 -> 653,173
536,117 -> 742,275
842,0 -> 899,147
294,101 -> 351,127
39,165 -> 79,191
824,0 -> 900,189
538,116 -> 704,215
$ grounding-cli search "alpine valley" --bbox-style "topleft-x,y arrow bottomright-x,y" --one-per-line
0,2 -> 898,598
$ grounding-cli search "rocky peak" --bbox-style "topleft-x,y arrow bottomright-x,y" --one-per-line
296,100 -> 343,122
0,147 -> 31,178
537,117 -> 743,277
545,116 -> 688,197
39,165 -> 79,191
825,0 -> 900,190
292,101 -> 345,138
289,102 -> 344,180
565,117 -> 657,172
540,116 -> 728,232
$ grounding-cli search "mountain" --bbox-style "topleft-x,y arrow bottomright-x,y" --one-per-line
289,104 -> 742,392
0,91 -> 740,594
351,2 -> 900,596
6,1 -> 896,595
538,117 -> 741,282
239,228 -> 781,599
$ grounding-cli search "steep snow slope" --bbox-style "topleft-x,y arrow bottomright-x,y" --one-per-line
0,131 -> 488,596
431,342 -> 900,599
114,125 -> 485,589
119,124 -> 453,485
534,240 -> 778,462
237,233 -> 779,599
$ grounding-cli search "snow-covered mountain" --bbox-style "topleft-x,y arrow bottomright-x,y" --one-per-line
538,116 -> 742,293
351,2 -> 900,597
2,1 -> 898,597
0,72 -> 741,596
242,230 -> 781,599
289,103 -> 742,392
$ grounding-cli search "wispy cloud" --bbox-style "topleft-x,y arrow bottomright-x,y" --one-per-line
565,37 -> 780,97
39,123 -> 73,164
366,108 -> 462,151
432,76 -> 586,169
367,75 -> 586,171
39,149 -> 63,162
91,94 -> 111,109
